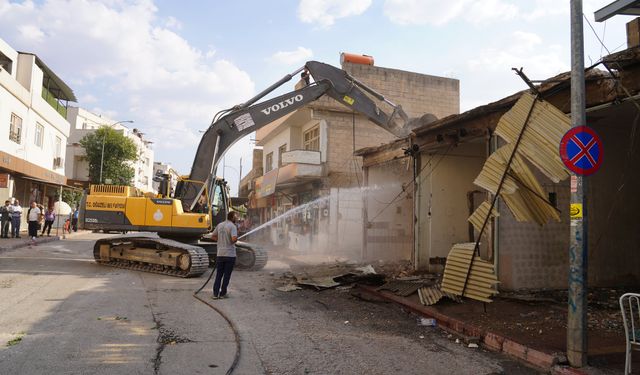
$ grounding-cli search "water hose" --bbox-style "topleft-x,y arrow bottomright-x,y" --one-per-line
192,267 -> 242,375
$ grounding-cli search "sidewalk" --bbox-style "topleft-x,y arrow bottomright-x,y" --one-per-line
355,285 -> 627,374
0,229 -> 88,251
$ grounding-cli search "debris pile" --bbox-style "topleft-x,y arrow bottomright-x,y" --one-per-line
274,261 -> 385,292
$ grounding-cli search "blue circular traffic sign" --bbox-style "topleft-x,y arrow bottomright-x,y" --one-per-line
559,126 -> 603,176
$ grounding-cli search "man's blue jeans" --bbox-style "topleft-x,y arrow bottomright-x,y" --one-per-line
213,256 -> 236,297
10,216 -> 20,237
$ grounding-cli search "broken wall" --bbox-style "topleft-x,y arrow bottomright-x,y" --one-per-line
363,157 -> 413,262
415,141 -> 486,271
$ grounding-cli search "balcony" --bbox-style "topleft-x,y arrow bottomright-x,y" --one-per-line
254,150 -> 325,198
281,150 -> 321,165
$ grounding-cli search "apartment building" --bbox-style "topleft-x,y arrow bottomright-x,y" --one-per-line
152,161 -> 180,195
66,107 -> 155,192
0,37 -> 74,211
245,54 -> 459,254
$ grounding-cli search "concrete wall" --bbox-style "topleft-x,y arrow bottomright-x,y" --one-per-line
262,127 -> 292,171
364,158 -> 413,261
416,141 -> 486,270
329,187 -> 363,258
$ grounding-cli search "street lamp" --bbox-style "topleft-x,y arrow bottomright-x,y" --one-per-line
100,120 -> 134,184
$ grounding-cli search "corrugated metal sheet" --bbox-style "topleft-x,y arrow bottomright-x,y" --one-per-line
441,243 -> 499,303
494,92 -> 571,183
474,144 -> 560,225
468,201 -> 500,236
418,283 -> 463,306
378,280 -> 425,296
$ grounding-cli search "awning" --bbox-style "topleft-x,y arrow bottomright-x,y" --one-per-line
20,175 -> 82,190
595,0 -> 640,22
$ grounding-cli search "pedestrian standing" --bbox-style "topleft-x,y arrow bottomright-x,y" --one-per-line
71,208 -> 79,232
41,207 -> 55,236
0,200 -> 10,238
10,200 -> 22,238
211,211 -> 238,299
27,201 -> 41,243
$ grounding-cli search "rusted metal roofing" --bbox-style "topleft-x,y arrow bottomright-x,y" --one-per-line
441,243 -> 499,303
468,201 -> 500,236
474,144 -> 561,225
494,93 -> 571,183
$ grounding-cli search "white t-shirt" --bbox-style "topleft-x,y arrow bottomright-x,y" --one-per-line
28,207 -> 41,222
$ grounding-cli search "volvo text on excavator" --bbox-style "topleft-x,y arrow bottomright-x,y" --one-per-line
83,60 -> 416,277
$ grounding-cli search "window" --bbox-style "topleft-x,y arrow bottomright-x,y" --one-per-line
34,123 -> 44,147
303,125 -> 319,151
55,136 -> 62,157
278,144 -> 287,167
265,152 -> 274,173
9,113 -> 22,144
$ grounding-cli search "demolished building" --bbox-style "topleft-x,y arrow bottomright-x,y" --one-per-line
357,46 -> 640,290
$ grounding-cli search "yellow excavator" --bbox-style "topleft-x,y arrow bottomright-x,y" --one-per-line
82,60 -> 415,277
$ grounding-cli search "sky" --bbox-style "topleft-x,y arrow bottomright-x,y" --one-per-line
0,0 -> 633,195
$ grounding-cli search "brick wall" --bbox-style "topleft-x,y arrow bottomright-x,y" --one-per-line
498,176 -> 570,290
312,61 -> 460,189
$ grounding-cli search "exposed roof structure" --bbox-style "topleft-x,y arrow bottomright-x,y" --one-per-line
19,52 -> 77,102
595,0 -> 640,22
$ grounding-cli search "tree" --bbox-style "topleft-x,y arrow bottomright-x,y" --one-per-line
61,189 -> 83,208
79,127 -> 138,185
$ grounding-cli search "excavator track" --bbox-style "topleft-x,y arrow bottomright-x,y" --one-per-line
93,236 -> 209,278
236,243 -> 268,271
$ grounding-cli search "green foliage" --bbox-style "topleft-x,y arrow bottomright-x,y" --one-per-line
79,127 -> 138,185
61,190 -> 83,208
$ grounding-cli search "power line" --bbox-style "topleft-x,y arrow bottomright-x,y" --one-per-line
368,143 -> 454,223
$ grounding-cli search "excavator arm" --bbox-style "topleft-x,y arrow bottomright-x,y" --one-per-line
175,61 -> 413,210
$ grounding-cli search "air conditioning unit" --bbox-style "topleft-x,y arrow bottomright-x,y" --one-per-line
53,157 -> 63,168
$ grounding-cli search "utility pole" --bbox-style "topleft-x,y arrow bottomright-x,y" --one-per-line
568,0 -> 588,367
238,157 -> 242,196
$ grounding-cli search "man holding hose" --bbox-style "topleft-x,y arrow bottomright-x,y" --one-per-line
211,211 -> 238,299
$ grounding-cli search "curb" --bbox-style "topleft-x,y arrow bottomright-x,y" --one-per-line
550,365 -> 590,375
0,235 -> 60,251
356,285 -> 564,371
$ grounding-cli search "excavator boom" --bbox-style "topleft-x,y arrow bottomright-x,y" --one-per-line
177,60 -> 412,210
87,60 -> 413,278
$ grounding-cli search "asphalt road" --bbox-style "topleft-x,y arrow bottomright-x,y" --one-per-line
0,233 -> 541,374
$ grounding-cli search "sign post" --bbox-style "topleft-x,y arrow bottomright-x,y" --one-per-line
567,0 -> 591,367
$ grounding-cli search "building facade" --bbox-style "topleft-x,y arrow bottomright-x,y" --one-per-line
245,55 -> 460,255
65,107 -> 155,192
359,40 -> 640,290
152,161 -> 180,195
0,37 -> 75,214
